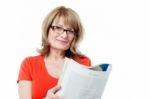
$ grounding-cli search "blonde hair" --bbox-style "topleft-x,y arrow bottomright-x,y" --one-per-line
37,6 -> 84,58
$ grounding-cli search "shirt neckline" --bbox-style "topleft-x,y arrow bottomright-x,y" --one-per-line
40,55 -> 59,80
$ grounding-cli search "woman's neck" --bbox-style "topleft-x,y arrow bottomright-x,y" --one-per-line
47,47 -> 65,61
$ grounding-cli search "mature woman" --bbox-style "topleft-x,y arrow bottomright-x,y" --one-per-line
17,6 -> 91,99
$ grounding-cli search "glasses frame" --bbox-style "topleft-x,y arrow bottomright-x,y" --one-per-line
50,25 -> 75,36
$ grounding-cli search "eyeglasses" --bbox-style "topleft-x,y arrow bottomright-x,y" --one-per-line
50,25 -> 75,36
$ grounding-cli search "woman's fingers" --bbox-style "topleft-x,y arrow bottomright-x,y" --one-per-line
48,86 -> 61,94
47,93 -> 63,99
44,86 -> 62,99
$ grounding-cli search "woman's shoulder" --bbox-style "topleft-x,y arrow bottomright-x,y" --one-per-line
22,55 -> 44,64
73,55 -> 92,66
25,54 -> 43,59
18,55 -> 44,82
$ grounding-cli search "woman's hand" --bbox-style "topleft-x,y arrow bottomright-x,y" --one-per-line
44,86 -> 63,99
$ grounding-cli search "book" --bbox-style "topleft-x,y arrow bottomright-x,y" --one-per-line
57,57 -> 112,99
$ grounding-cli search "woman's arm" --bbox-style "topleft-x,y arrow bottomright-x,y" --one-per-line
18,81 -> 32,99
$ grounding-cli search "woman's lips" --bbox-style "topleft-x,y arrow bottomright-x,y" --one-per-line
56,39 -> 68,44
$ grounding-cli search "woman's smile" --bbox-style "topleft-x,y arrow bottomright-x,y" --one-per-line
56,39 -> 68,44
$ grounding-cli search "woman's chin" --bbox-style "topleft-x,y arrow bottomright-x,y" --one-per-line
54,44 -> 69,51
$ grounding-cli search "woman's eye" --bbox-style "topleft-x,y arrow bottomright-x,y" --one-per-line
67,30 -> 74,34
56,26 -> 63,30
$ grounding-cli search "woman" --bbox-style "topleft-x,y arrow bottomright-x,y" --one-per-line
17,6 -> 91,99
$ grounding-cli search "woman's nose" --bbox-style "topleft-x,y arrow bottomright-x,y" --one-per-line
60,31 -> 68,38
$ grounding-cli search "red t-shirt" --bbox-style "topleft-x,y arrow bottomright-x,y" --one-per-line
17,55 -> 91,99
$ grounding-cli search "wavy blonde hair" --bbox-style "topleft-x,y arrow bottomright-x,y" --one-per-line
37,6 -> 84,58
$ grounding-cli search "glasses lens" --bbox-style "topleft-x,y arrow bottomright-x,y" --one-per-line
51,25 -> 75,35
67,30 -> 75,35
53,26 -> 63,33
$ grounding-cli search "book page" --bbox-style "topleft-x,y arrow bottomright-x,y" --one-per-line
57,58 -> 111,99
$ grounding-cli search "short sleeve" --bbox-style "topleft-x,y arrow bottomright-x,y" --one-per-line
17,57 -> 32,83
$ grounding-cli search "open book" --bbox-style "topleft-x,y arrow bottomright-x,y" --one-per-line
57,57 -> 112,99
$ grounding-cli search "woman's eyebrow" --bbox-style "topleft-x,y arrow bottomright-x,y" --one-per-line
56,24 -> 73,30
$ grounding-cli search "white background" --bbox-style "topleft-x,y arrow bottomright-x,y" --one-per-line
0,0 -> 150,99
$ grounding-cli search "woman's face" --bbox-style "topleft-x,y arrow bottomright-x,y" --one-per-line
48,17 -> 75,51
